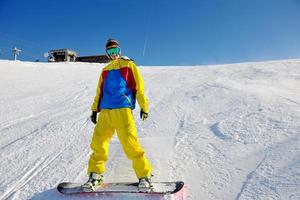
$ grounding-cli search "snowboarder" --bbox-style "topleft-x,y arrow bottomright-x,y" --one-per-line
82,39 -> 152,192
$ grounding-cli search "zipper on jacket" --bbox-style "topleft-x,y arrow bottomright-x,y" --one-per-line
122,93 -> 133,107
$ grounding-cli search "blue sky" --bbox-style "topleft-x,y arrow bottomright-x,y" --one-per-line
1,0 -> 300,65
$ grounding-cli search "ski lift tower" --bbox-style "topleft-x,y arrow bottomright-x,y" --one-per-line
12,47 -> 21,61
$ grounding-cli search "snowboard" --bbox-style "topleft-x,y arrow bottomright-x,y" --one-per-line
57,181 -> 184,195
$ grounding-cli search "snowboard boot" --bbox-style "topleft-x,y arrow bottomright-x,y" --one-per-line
82,172 -> 104,192
138,176 -> 153,190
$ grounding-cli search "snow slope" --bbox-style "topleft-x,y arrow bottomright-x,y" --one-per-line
0,59 -> 299,200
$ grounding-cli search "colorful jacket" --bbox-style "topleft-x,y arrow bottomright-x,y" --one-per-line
91,57 -> 148,113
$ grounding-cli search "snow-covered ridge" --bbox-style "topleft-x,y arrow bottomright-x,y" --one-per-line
0,59 -> 299,200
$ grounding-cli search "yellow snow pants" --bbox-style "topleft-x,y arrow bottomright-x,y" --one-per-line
87,108 -> 152,178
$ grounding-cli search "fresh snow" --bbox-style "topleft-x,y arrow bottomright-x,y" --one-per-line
0,59 -> 299,200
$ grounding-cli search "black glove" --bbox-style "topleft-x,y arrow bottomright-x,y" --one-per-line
140,109 -> 149,121
91,111 -> 98,124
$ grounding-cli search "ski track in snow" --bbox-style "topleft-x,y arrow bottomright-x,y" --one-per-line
0,60 -> 300,200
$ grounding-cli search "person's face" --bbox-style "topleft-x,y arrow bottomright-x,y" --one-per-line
107,47 -> 121,60
110,54 -> 120,60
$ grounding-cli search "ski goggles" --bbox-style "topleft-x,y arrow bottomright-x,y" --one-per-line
106,47 -> 120,56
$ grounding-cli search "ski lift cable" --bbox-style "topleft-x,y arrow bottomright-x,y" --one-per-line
0,32 -> 44,51
143,1 -> 154,57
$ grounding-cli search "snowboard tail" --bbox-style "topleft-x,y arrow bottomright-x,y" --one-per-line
57,181 -> 184,195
